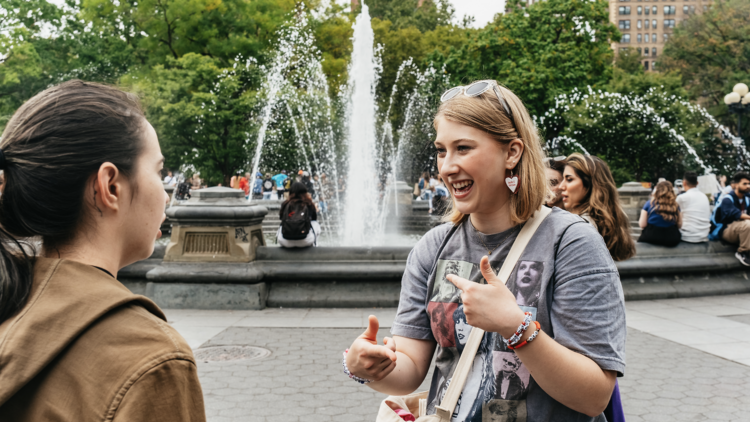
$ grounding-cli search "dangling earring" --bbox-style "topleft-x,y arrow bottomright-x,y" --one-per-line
505,167 -> 519,195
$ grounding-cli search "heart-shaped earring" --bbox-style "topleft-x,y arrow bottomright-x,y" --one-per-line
505,168 -> 519,195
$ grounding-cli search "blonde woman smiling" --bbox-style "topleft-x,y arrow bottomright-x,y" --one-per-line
344,81 -> 626,421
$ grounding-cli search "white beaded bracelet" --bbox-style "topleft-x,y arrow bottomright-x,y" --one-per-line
342,350 -> 372,384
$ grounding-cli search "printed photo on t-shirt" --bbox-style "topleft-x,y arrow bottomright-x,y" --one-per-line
452,305 -> 473,353
428,302 -> 459,347
482,399 -> 527,422
491,351 -> 530,400
513,261 -> 544,307
432,259 -> 474,302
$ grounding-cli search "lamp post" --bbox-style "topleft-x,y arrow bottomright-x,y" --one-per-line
724,83 -> 750,146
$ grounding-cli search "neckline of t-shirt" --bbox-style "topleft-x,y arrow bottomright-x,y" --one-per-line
466,218 -> 522,240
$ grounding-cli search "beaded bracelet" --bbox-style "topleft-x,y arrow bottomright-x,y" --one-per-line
502,312 -> 533,347
342,349 -> 373,384
507,321 -> 541,350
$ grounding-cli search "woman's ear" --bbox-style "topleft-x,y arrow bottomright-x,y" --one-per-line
93,162 -> 123,213
507,138 -> 525,170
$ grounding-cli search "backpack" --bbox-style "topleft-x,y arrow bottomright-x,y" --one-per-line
284,178 -> 292,190
709,193 -> 749,241
281,201 -> 312,240
263,179 -> 273,190
175,182 -> 191,200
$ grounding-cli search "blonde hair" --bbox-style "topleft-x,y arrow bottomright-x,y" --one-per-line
434,82 -> 549,225
564,153 -> 636,261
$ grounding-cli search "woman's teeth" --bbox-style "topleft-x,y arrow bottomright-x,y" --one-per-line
452,181 -> 473,191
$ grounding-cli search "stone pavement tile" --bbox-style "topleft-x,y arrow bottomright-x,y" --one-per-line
688,304 -> 750,317
691,342 -> 750,360
620,327 -> 750,421
170,323 -> 229,349
189,323 -> 750,422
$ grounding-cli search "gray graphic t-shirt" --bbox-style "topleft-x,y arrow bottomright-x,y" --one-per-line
391,208 -> 626,422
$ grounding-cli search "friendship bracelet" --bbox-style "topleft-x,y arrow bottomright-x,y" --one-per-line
508,321 -> 541,350
342,349 -> 373,384
502,312 -> 533,347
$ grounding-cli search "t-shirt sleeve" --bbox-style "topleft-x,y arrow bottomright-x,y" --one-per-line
390,225 -> 450,341
642,200 -> 651,211
114,358 -> 206,422
549,221 -> 627,376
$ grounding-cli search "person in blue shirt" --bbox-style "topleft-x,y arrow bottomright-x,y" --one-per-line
271,170 -> 288,200
252,172 -> 263,200
714,172 -> 750,265
638,180 -> 682,247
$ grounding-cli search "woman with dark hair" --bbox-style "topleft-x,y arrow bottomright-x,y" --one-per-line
545,157 -> 565,209
638,180 -> 682,247
0,80 -> 205,420
560,153 -> 636,261
277,181 -> 320,248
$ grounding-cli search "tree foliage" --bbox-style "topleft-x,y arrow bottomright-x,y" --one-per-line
660,0 -> 750,138
438,0 -> 619,117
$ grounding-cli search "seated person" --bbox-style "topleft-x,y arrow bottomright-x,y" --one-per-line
277,182 -> 321,248
638,181 -> 682,247
432,175 -> 451,215
676,171 -> 710,243
714,172 -> 750,266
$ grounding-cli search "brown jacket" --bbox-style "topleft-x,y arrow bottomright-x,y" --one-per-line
0,258 -> 206,421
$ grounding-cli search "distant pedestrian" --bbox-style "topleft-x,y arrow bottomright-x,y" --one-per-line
272,170 -> 288,200
239,172 -> 250,199
638,181 -> 682,247
560,153 -> 636,260
252,172 -> 263,200
262,173 -> 274,200
545,157 -> 565,209
710,172 -> 750,266
432,175 -> 450,215
676,172 -> 710,243
277,182 -> 321,248
163,170 -> 177,186
302,171 -> 315,199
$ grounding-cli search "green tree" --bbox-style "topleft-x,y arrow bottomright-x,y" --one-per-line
659,0 -> 750,138
439,0 -> 619,117
128,53 -> 261,186
363,0 -> 454,33
608,47 -> 686,98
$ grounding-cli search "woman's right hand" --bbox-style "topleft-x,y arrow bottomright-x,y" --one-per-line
346,315 -> 397,382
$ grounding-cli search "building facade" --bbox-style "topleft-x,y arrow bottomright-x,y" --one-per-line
609,0 -> 712,71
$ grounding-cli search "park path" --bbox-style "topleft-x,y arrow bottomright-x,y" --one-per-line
166,294 -> 750,422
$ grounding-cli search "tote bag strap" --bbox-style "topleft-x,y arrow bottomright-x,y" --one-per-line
435,206 -> 552,420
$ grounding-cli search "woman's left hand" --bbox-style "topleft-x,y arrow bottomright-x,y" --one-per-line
447,256 -> 526,339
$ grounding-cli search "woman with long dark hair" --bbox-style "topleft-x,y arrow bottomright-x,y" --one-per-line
0,81 -> 205,420
638,180 -> 682,247
277,181 -> 320,248
560,153 -> 636,261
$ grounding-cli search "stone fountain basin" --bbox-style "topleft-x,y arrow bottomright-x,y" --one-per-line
118,241 -> 750,309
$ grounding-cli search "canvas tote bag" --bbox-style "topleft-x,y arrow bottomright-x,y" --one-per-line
376,206 -> 552,422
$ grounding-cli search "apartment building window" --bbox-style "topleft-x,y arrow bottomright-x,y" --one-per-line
645,6 -> 650,15
637,33 -> 642,43
637,47 -> 642,54
652,47 -> 657,57
637,6 -> 643,14
663,33 -> 669,42
644,47 -> 650,56
619,20 -> 631,29
652,6 -> 657,14
644,61 -> 649,71
652,33 -> 657,43
683,5 -> 689,14
619,6 -> 631,15
652,19 -> 657,29
622,34 -> 631,43
637,20 -> 642,29
664,6 -> 676,15
664,19 -> 675,28
690,6 -> 695,14
652,61 -> 657,71
644,19 -> 650,29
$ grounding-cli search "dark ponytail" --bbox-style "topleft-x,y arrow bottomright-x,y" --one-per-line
0,80 -> 146,323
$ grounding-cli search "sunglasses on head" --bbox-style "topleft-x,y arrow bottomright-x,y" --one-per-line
440,80 -> 513,118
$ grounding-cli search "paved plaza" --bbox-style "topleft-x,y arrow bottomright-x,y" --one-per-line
166,294 -> 750,422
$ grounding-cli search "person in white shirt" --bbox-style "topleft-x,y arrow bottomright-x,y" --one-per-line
676,171 -> 711,243
163,171 -> 177,186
